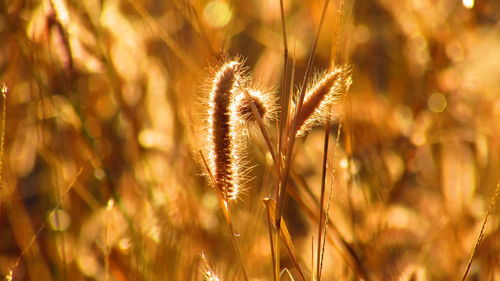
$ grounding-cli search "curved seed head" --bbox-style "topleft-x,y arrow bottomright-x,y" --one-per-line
206,60 -> 243,200
295,65 -> 352,136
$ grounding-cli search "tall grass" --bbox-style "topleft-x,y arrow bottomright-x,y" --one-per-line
1,0 -> 499,280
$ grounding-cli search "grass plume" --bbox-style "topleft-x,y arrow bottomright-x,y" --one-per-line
294,66 -> 352,137
206,60 -> 244,201
235,89 -> 275,125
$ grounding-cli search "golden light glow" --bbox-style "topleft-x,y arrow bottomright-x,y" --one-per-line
49,209 -> 71,231
118,238 -> 131,251
203,1 -> 232,28
106,199 -> 114,210
462,0 -> 474,9
4,1 -> 499,280
428,93 -> 447,113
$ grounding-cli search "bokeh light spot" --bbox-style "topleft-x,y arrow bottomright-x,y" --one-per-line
428,93 -> 447,113
96,95 -> 117,121
339,158 -> 348,169
49,209 -> 71,231
446,41 -> 464,62
203,1 -> 232,28
107,199 -> 115,210
119,238 -> 131,251
462,0 -> 474,9
85,116 -> 102,138
77,250 -> 99,277
354,25 -> 370,44
139,129 -> 168,149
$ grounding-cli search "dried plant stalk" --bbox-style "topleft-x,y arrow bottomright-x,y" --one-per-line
0,84 -> 6,219
461,182 -> 500,281
234,88 -> 280,178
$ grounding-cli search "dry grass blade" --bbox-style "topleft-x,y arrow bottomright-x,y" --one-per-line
311,236 -> 315,279
125,0 -> 198,72
278,0 -> 289,160
319,123 -> 343,279
4,168 -> 83,280
199,151 -> 249,281
286,177 -> 372,281
265,198 -> 278,281
318,0 -> 348,264
264,198 -> 306,281
245,90 -> 280,175
316,115 -> 331,281
312,16 -> 348,281
104,199 -> 114,281
461,182 -> 500,281
330,0 -> 346,66
276,0 -> 331,230
280,268 -> 295,281
283,48 -> 297,150
224,207 -> 249,281
0,84 -> 6,221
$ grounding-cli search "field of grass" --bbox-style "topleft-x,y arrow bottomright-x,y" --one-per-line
0,0 -> 499,280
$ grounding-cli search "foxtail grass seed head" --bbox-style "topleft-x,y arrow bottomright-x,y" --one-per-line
206,60 -> 244,201
235,89 -> 275,125
294,66 -> 352,136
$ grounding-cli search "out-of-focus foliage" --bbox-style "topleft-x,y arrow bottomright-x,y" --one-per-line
0,0 -> 499,280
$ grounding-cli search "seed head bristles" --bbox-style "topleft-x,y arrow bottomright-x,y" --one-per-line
200,253 -> 222,281
207,60 -> 245,201
236,90 -> 266,122
398,264 -> 426,281
294,66 -> 352,136
235,89 -> 276,126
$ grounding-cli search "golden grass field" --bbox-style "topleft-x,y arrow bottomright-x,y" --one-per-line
0,0 -> 499,280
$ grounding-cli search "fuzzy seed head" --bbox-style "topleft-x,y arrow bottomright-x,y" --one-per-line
235,89 -> 274,124
295,66 -> 352,136
206,60 -> 243,200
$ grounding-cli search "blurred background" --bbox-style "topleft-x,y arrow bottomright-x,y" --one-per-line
0,0 -> 499,280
